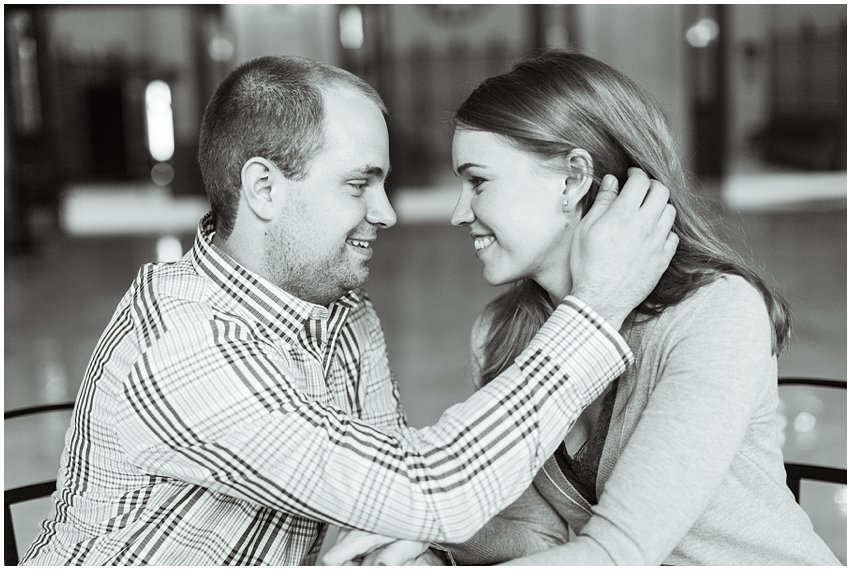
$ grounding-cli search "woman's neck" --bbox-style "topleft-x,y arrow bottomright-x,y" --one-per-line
535,267 -> 572,307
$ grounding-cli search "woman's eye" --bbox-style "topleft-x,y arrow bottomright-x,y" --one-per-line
470,177 -> 486,192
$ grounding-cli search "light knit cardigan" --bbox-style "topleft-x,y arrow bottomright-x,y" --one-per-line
449,275 -> 839,565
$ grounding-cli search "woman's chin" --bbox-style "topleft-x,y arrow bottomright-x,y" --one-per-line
481,266 -> 516,287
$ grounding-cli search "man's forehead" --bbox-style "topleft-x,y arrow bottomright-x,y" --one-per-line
313,85 -> 389,171
321,84 -> 383,114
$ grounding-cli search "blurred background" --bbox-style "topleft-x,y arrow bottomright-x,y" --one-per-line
4,3 -> 846,563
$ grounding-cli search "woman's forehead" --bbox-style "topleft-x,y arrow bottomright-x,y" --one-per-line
452,130 -> 542,174
453,129 -> 515,158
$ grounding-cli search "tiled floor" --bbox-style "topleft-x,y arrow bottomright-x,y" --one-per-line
4,184 -> 846,562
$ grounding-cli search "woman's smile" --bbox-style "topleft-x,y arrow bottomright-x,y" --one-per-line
473,234 -> 496,254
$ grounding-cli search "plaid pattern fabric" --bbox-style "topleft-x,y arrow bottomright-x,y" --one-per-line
22,213 -> 632,565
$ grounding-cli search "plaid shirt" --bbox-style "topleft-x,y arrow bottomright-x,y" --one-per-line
22,213 -> 632,565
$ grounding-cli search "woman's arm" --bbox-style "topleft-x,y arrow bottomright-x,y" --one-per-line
505,277 -> 774,565
445,483 -> 569,564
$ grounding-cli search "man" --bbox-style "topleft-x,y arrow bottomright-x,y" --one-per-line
22,56 -> 676,565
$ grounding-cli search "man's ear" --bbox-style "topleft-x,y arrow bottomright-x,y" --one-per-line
561,149 -> 594,213
241,157 -> 280,221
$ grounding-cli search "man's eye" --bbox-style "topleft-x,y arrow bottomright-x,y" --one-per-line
348,181 -> 368,193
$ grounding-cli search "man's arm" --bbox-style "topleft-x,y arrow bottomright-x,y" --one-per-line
349,293 -> 409,431
118,169 -> 675,545
117,295 -> 626,543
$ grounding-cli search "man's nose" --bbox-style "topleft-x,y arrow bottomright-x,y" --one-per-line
366,189 -> 398,229
450,190 -> 475,227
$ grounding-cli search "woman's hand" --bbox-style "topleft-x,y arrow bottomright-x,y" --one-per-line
322,528 -> 433,565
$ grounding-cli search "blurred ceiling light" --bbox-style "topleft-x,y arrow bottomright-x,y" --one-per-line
339,6 -> 364,50
685,18 -> 719,48
208,35 -> 235,62
792,411 -> 816,433
156,235 -> 183,263
151,162 -> 175,187
145,80 -> 175,162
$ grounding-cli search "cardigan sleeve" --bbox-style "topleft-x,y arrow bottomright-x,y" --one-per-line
504,276 -> 776,565
445,483 -> 570,564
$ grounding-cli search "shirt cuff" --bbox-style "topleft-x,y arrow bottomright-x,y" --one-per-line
516,295 -> 634,383
561,295 -> 633,366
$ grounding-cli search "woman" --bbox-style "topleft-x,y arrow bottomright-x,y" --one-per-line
326,49 -> 840,565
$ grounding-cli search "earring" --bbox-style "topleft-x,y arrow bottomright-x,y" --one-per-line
561,191 -> 570,212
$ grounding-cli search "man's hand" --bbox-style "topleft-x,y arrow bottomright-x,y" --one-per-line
322,529 -> 434,566
569,168 -> 678,330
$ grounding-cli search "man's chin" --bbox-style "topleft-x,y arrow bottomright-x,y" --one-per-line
309,262 -> 369,304
342,268 -> 369,292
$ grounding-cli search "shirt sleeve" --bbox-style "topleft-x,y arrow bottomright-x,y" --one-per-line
353,297 -> 408,430
114,296 -> 631,544
505,278 -> 775,565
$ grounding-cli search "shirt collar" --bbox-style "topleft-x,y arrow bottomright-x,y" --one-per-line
191,212 -> 361,343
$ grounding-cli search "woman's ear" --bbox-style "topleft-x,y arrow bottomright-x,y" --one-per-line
241,157 -> 279,221
561,149 -> 594,213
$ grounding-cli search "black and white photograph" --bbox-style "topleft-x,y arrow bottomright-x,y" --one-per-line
4,3 -> 846,565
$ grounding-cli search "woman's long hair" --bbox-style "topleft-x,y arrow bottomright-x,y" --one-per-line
456,49 -> 791,385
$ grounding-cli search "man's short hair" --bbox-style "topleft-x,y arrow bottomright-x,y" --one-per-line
197,55 -> 387,238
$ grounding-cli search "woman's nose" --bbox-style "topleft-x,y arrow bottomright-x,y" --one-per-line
450,191 -> 475,227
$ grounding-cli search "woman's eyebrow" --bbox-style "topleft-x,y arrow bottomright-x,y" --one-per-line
454,162 -> 486,176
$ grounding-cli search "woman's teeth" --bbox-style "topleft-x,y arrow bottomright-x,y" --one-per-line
474,235 -> 495,252
347,239 -> 370,249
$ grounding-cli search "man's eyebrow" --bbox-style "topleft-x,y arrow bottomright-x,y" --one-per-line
454,162 -> 485,176
350,164 -> 391,178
